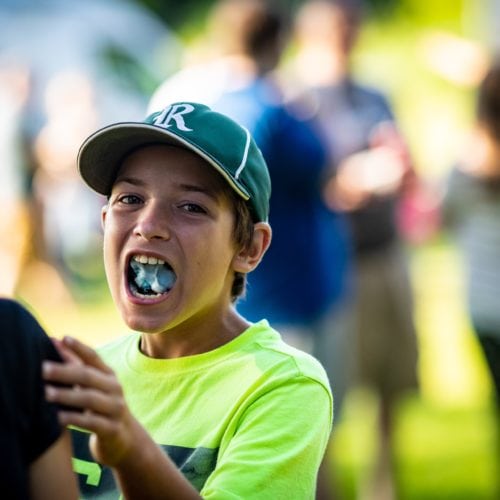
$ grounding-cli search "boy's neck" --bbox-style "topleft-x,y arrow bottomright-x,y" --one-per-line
138,308 -> 251,359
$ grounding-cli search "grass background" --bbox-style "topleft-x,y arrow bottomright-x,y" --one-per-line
329,238 -> 500,499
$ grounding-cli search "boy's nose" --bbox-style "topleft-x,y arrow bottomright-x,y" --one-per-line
134,205 -> 171,241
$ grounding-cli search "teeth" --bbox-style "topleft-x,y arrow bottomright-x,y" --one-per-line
132,255 -> 165,265
130,286 -> 164,300
128,255 -> 175,299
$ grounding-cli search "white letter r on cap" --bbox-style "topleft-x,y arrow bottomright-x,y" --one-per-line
154,104 -> 194,131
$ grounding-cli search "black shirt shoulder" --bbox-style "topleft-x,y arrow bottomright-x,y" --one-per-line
0,299 -> 63,499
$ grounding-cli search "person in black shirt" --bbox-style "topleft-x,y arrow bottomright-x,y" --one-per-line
0,298 -> 78,500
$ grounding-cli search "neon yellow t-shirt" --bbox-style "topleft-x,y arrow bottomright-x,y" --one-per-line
72,320 -> 333,499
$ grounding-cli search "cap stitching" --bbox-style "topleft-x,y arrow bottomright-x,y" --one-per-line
234,127 -> 251,180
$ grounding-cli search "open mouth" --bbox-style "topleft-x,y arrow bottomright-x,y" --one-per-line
127,254 -> 177,299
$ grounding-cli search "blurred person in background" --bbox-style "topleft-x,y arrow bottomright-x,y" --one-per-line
1,0 -> 175,305
149,0 -> 352,357
441,60 -> 500,488
0,298 -> 78,499
29,70 -> 105,298
291,1 -> 420,498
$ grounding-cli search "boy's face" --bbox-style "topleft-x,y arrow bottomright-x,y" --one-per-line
101,144 -> 242,335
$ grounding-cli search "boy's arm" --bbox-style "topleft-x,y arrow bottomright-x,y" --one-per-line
43,336 -> 201,500
111,418 -> 201,500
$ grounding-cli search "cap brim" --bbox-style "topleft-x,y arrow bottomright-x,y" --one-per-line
78,122 -> 250,199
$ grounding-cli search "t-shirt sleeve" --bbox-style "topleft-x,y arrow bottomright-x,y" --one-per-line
200,375 -> 332,500
8,301 -> 64,463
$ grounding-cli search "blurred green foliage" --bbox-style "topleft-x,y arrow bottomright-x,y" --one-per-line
134,0 -> 403,33
136,0 -> 214,33
333,390 -> 499,499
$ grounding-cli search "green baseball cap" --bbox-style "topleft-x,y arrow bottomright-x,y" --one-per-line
78,102 -> 271,222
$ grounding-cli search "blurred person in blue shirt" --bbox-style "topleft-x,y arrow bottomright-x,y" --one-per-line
291,1 -> 420,498
149,0 -> 352,355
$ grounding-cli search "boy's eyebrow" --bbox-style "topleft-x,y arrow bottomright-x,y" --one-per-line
114,176 -> 222,201
178,183 -> 220,201
114,176 -> 147,188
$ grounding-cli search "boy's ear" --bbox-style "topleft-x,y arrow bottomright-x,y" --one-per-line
232,222 -> 272,273
101,204 -> 108,230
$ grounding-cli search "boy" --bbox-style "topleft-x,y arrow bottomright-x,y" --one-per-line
43,102 -> 333,499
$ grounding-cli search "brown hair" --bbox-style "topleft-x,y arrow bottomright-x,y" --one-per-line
229,192 -> 256,302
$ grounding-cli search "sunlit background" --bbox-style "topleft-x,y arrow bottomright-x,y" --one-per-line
1,0 -> 499,498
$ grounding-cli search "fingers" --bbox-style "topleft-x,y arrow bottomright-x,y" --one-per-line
43,337 -> 135,465
51,337 -> 83,365
45,384 -> 124,418
60,336 -> 114,374
42,336 -> 125,428
56,409 -> 123,435
43,358 -> 118,394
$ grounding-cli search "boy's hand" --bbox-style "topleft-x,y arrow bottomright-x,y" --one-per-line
43,336 -> 137,467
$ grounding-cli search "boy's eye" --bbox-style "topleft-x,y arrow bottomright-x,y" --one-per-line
180,203 -> 206,214
118,194 -> 142,205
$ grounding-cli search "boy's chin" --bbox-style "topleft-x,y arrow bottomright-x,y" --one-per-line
120,311 -> 170,334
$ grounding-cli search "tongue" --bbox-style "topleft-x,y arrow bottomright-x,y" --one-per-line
130,261 -> 176,294
154,265 -> 176,293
